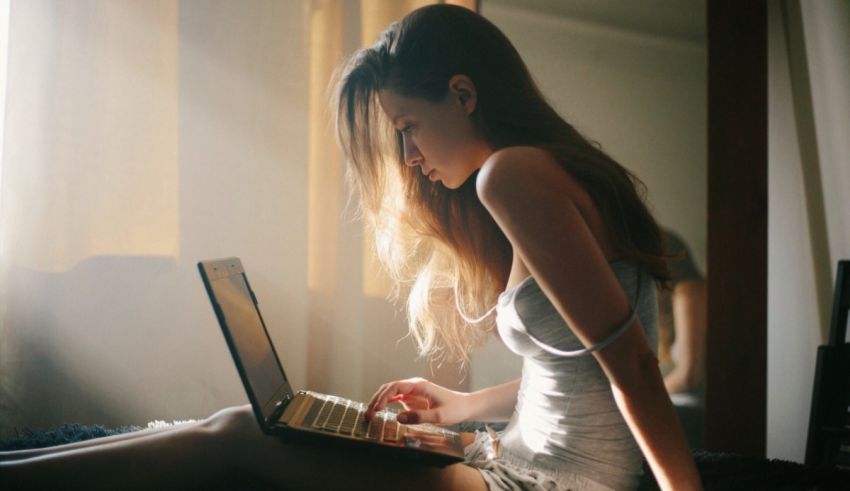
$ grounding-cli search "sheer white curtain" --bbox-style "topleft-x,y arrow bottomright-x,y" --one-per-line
0,0 -> 308,432
0,0 -> 472,434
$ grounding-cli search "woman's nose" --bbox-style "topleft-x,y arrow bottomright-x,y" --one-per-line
403,136 -> 423,167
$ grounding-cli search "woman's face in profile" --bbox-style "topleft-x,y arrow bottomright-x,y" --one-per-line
378,81 -> 492,189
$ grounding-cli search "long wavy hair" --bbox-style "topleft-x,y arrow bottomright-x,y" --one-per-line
331,4 -> 669,367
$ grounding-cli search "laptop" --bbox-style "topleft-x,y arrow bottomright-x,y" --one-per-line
197,257 -> 465,466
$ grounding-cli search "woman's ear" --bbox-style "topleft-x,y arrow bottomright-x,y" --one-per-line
448,74 -> 477,115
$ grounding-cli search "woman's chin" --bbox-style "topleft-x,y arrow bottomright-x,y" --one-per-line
440,177 -> 462,190
443,171 -> 478,190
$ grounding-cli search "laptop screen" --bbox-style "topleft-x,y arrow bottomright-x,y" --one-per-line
199,258 -> 292,422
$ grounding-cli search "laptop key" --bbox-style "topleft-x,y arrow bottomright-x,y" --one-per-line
302,396 -> 324,428
367,415 -> 385,441
338,404 -> 358,435
353,411 -> 369,438
324,400 -> 347,432
313,398 -> 333,429
384,420 -> 400,442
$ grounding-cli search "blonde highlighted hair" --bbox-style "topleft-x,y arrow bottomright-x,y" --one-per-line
331,5 -> 669,366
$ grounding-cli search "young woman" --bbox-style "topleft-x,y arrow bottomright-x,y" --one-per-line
1,5 -> 702,490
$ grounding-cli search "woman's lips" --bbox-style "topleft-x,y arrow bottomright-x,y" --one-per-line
426,168 -> 437,181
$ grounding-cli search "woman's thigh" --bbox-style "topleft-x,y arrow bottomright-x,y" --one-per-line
213,405 -> 487,491
0,423 -> 190,461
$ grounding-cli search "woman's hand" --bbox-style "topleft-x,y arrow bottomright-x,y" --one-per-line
365,377 -> 470,425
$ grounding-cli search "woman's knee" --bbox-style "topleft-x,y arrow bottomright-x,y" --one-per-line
202,405 -> 281,468
202,405 -> 260,445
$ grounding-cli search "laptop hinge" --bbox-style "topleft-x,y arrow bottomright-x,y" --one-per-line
267,393 -> 294,426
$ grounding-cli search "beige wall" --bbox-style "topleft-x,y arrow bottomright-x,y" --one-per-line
471,1 -> 706,390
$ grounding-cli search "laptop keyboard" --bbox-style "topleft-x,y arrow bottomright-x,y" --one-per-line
301,392 -> 400,442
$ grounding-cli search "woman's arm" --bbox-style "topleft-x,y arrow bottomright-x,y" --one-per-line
664,280 -> 707,394
477,146 -> 702,491
366,377 -> 520,424
464,378 -> 521,422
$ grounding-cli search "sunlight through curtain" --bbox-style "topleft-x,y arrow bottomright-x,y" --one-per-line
304,0 -> 477,398
0,1 -> 179,273
0,0 -> 183,435
0,0 -> 475,434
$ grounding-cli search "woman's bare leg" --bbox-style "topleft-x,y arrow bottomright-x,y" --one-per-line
0,415 -> 226,490
0,405 -> 487,491
0,423 -> 194,461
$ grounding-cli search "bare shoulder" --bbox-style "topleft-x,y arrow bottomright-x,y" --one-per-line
476,145 -> 618,260
476,145 -> 586,208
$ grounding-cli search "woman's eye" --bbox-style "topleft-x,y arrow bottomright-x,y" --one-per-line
401,125 -> 414,135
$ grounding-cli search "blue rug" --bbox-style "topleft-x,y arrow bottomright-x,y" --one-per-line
0,423 -> 143,451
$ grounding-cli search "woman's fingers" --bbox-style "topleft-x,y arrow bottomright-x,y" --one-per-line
366,382 -> 400,418
397,408 -> 443,425
370,380 -> 417,414
366,378 -> 431,419
364,378 -> 467,425
390,393 -> 431,411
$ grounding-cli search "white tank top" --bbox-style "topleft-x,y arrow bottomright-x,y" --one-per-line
495,260 -> 658,491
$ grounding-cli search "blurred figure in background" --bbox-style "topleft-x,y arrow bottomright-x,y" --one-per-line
659,228 -> 707,448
